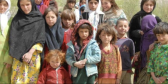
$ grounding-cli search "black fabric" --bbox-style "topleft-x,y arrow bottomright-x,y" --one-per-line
9,0 -> 45,62
82,12 -> 104,24
128,1 -> 161,52
45,16 -> 64,50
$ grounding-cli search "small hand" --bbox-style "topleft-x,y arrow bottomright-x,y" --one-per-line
116,79 -> 120,84
4,63 -> 12,69
22,52 -> 33,64
153,77 -> 162,84
133,55 -> 139,62
139,30 -> 144,35
74,61 -> 85,69
149,43 -> 155,51
158,77 -> 167,83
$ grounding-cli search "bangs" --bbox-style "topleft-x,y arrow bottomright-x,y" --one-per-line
68,0 -> 76,3
61,10 -> 75,21
153,22 -> 168,35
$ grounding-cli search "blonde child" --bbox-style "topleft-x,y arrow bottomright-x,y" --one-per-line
95,23 -> 122,84
147,22 -> 168,84
115,18 -> 135,84
37,50 -> 72,84
66,20 -> 101,83
0,0 -> 12,83
101,0 -> 127,26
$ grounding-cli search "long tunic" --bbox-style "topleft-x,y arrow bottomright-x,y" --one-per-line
147,44 -> 168,84
0,19 -> 12,83
11,43 -> 43,83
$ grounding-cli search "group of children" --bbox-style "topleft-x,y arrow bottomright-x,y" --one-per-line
0,0 -> 167,84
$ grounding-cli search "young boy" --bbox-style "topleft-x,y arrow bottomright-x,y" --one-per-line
115,18 -> 135,84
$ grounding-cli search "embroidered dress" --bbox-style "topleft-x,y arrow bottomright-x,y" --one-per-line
147,44 -> 168,84
11,43 -> 43,83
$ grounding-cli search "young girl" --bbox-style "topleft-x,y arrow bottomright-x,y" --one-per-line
37,50 -> 72,84
35,0 -> 47,14
147,22 -> 168,84
61,9 -> 76,52
63,0 -> 76,11
0,0 -> 12,83
66,20 -> 101,83
95,23 -> 122,84
101,0 -> 127,26
9,0 -> 45,83
43,0 -> 58,10
140,15 -> 157,68
82,0 -> 104,39
42,6 -> 65,69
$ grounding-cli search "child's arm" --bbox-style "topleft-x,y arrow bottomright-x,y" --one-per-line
37,68 -> 47,84
151,72 -> 162,84
85,42 -> 101,64
116,48 -> 122,84
66,47 -> 76,67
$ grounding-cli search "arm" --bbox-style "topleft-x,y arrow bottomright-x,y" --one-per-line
37,68 -> 47,84
66,47 -> 76,67
86,42 -> 101,64
116,48 -> 122,84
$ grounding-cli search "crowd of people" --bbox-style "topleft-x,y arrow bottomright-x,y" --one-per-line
0,0 -> 167,84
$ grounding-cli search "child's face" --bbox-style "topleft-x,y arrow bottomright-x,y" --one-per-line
115,21 -> 129,36
80,0 -> 86,6
156,33 -> 168,45
101,0 -> 112,12
99,30 -> 112,44
143,1 -> 154,13
0,1 -> 8,14
88,0 -> 99,11
49,56 -> 61,68
62,19 -> 74,28
20,0 -> 32,14
45,11 -> 57,28
68,2 -> 75,9
35,0 -> 42,5
78,28 -> 89,40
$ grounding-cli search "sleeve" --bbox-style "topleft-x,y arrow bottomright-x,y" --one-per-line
86,42 -> 101,64
147,51 -> 155,73
37,68 -> 47,84
66,47 -> 76,67
129,39 -> 135,58
117,47 -> 122,79
61,33 -> 67,52
32,43 -> 43,53
119,10 -> 127,19
64,69 -> 72,84
155,16 -> 162,23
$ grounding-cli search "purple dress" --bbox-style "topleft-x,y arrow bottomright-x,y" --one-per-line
140,15 -> 157,68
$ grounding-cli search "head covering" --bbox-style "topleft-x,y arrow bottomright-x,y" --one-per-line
9,0 -> 45,62
45,16 -> 65,50
79,4 -> 86,15
36,1 -> 44,9
0,0 -> 11,36
140,15 -> 157,68
71,19 -> 93,61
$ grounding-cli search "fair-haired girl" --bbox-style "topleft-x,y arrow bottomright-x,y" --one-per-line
101,0 -> 127,26
95,23 -> 122,84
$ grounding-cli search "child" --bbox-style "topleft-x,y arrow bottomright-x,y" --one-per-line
147,22 -> 168,84
35,0 -> 47,14
66,20 -> 101,83
63,0 -> 76,11
0,0 -> 12,83
101,0 -> 127,26
95,23 -> 122,84
37,50 -> 72,84
115,18 -> 135,84
82,0 -> 104,39
61,9 -> 76,51
140,15 -> 157,68
43,0 -> 58,10
9,0 -> 45,83
42,6 -> 65,69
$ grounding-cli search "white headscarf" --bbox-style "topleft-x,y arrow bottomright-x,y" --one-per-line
0,0 -> 11,37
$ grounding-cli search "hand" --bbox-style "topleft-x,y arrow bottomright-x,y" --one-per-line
94,78 -> 98,84
74,61 -> 85,69
158,76 -> 167,83
22,52 -> 33,64
80,59 -> 87,64
139,30 -> 144,35
149,43 -> 155,51
116,79 -> 120,84
153,77 -> 162,84
4,63 -> 12,69
133,54 -> 139,62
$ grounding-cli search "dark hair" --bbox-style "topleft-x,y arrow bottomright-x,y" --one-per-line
141,0 -> 156,10
153,22 -> 168,35
61,9 -> 76,28
102,0 -> 120,15
88,0 -> 99,2
67,0 -> 76,3
0,0 -> 7,3
45,49 -> 65,65
44,6 -> 58,17
49,0 -> 58,10
96,23 -> 117,44
76,23 -> 93,38
116,18 -> 129,26
80,0 -> 85,3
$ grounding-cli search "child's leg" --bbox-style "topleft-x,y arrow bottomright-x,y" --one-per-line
121,71 -> 127,83
98,78 -> 116,84
122,71 -> 134,84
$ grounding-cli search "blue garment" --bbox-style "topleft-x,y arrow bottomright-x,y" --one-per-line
66,39 -> 101,77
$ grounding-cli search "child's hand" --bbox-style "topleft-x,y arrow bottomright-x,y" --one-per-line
149,43 -> 155,51
133,54 -> 139,62
22,52 -> 33,64
116,79 -> 120,84
153,77 -> 162,84
94,78 -> 98,84
74,61 -> 85,69
139,30 -> 144,35
80,59 -> 87,64
4,63 -> 11,69
158,77 -> 167,83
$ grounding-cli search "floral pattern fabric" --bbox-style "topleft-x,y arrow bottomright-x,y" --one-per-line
11,43 -> 43,83
147,44 -> 168,84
